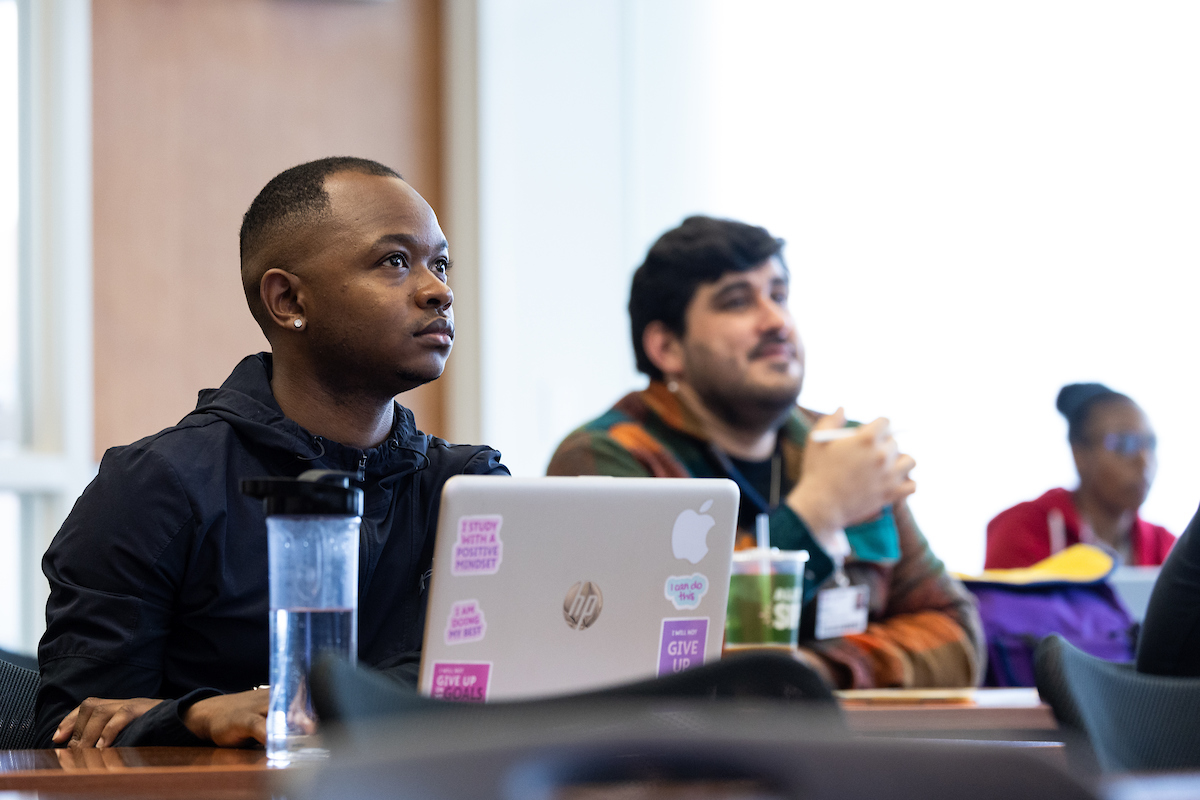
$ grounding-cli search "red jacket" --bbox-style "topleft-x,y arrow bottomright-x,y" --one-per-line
985,488 -> 1176,569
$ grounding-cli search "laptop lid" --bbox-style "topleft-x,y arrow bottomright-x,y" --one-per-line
418,476 -> 739,702
1110,565 -> 1160,622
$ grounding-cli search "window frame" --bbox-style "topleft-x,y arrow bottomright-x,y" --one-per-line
0,0 -> 93,654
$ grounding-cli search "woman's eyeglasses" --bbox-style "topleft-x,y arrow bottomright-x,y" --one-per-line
1096,432 -> 1157,457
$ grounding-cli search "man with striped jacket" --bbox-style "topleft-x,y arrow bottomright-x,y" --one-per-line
548,216 -> 983,689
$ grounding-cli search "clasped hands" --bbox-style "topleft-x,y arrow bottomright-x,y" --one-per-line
53,688 -> 269,749
787,409 -> 917,538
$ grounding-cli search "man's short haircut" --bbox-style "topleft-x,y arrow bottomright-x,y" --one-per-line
628,215 -> 786,380
239,156 -> 403,331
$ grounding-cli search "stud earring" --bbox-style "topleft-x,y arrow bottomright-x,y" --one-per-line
667,380 -> 679,393
293,319 -> 304,329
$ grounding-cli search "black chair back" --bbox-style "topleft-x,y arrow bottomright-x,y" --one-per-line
291,700 -> 1095,800
297,652 -> 1101,799
311,649 -> 836,727
1035,633 -> 1200,772
0,658 -> 39,750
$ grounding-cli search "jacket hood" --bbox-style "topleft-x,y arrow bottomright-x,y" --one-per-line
187,352 -> 430,479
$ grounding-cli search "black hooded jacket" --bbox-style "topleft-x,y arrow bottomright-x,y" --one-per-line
36,353 -> 507,746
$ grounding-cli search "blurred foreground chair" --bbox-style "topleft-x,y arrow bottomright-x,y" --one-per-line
1035,633 -> 1200,772
297,653 -> 1095,800
0,658 -> 39,749
311,649 -> 835,726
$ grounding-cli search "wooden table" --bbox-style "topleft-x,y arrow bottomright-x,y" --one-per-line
0,747 -> 275,799
0,690 -> 1060,797
839,687 -> 1061,742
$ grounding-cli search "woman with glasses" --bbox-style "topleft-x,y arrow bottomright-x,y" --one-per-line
985,383 -> 1176,568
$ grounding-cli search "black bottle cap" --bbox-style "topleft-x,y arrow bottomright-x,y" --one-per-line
240,470 -> 364,516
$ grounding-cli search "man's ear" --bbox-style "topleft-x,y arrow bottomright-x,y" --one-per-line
260,268 -> 306,332
642,321 -> 685,380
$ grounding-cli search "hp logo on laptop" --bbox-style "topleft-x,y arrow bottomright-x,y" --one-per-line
563,581 -> 603,630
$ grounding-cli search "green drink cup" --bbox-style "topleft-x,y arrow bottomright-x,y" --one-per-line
724,548 -> 809,651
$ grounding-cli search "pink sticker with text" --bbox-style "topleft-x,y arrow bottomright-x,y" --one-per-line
451,516 -> 504,576
444,599 -> 487,645
429,662 -> 491,703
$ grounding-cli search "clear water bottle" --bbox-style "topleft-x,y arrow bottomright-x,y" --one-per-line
242,470 -> 363,764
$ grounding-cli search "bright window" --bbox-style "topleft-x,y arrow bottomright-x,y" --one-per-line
0,0 -> 93,655
0,492 -> 19,650
699,1 -> 1200,570
0,0 -> 20,653
468,1 -> 1200,574
0,0 -> 17,450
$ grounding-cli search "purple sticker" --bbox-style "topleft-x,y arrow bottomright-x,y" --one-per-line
429,662 -> 491,703
451,516 -> 504,576
657,617 -> 709,677
444,599 -> 487,645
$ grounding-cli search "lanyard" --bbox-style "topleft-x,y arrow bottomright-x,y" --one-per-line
708,445 -> 781,517
714,441 -> 851,573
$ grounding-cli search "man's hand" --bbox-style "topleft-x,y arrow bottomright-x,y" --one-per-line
182,688 -> 269,747
787,409 -> 917,537
54,697 -> 164,749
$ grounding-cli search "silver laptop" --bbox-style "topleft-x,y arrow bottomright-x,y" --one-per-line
418,476 -> 739,702
1110,566 -> 1161,622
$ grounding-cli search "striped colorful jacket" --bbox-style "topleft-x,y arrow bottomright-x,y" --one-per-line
547,381 -> 985,689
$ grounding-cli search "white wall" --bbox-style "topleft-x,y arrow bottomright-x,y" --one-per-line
476,1 -> 638,475
470,1 -> 1200,573
475,0 -> 720,477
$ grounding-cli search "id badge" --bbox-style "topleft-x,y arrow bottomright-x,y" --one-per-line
814,584 -> 870,640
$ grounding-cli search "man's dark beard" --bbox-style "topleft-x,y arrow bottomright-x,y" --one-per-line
691,377 -> 800,437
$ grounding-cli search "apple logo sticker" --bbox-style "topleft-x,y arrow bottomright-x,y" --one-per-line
672,499 -> 715,564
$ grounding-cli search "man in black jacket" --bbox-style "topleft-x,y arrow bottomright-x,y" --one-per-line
36,157 -> 507,748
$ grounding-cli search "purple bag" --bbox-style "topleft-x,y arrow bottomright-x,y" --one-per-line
967,581 -> 1137,687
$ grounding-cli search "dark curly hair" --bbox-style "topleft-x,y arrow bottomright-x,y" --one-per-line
1057,382 -> 1134,445
629,216 -> 786,380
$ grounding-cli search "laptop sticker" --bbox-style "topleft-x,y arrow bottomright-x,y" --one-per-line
444,599 -> 487,645
657,617 -> 709,677
451,515 -> 504,576
429,661 -> 491,703
664,573 -> 709,610
672,500 -> 715,564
